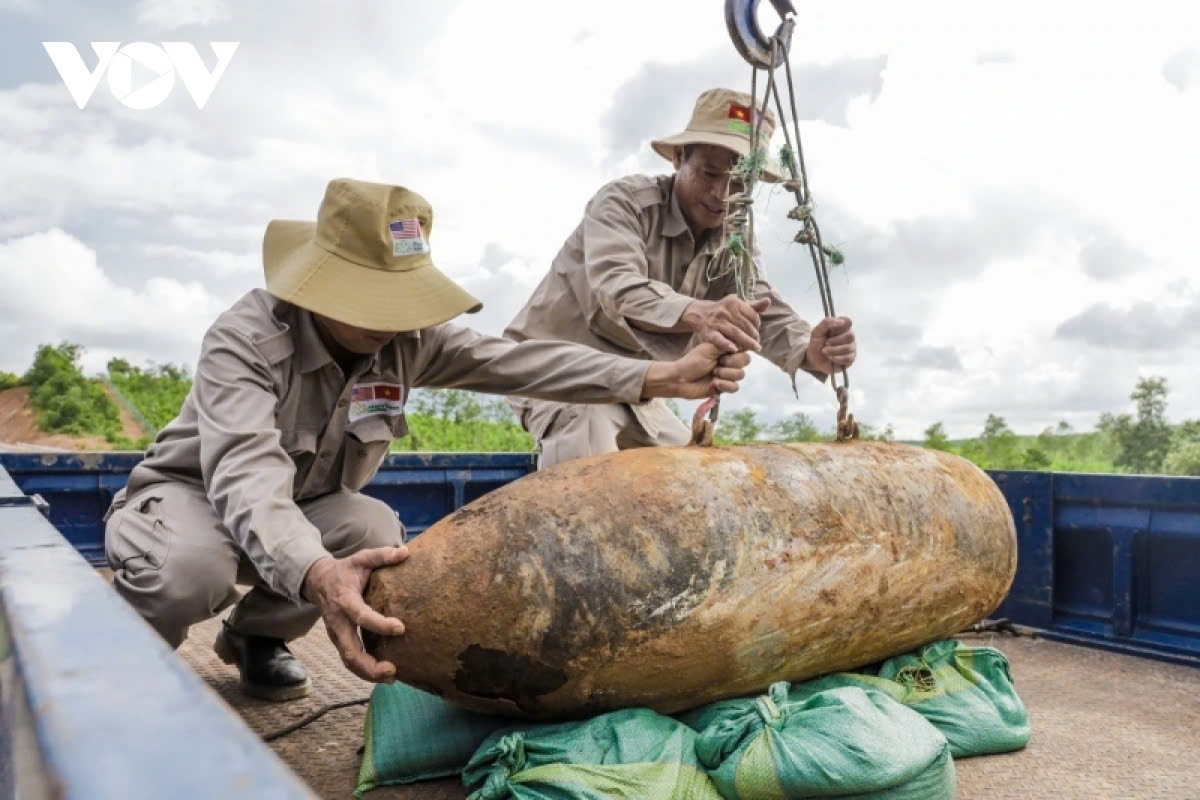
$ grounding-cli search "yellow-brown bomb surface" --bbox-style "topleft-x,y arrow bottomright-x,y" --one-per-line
362,440 -> 1017,720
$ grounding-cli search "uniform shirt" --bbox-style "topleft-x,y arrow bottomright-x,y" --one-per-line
503,173 -> 826,404
111,288 -> 651,604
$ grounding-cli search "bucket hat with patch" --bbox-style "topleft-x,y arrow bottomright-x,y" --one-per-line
262,177 -> 482,332
650,87 -> 783,183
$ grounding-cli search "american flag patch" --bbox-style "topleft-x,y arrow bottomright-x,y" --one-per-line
388,217 -> 429,256
389,218 -> 421,239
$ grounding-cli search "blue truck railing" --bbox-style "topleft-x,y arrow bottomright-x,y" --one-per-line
3,452 -> 1198,669
0,458 -> 318,799
1,450 -> 1198,798
990,469 -> 1200,668
0,452 -> 540,567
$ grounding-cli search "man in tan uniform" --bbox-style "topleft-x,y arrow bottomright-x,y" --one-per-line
103,177 -> 750,701
504,88 -> 858,466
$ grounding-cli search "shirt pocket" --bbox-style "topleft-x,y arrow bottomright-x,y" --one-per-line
587,303 -> 642,353
342,414 -> 404,492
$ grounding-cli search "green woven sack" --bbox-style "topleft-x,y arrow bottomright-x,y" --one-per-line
795,639 -> 1031,758
677,683 -> 956,800
462,707 -> 725,799
355,682 -> 507,796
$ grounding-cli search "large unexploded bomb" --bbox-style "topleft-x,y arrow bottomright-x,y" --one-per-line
362,440 -> 1017,720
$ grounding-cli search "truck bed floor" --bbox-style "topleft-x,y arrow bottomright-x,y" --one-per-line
177,616 -> 1200,799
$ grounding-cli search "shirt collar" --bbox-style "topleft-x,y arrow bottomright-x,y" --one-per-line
292,307 -> 389,376
663,176 -> 692,239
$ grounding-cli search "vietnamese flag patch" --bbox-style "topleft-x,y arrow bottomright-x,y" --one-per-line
728,103 -> 755,135
348,382 -> 405,423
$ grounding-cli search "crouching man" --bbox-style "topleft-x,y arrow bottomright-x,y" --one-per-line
103,177 -> 750,701
503,87 -> 858,468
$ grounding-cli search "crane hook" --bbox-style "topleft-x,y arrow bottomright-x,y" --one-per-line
725,0 -> 798,70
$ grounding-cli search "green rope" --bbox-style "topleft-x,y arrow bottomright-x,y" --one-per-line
779,144 -> 795,176
727,231 -> 746,257
706,148 -> 768,300
732,148 -> 767,184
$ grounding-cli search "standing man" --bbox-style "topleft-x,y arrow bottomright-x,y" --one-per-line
503,87 -> 858,468
103,177 -> 750,702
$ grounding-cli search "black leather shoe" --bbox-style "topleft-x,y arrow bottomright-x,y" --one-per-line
213,623 -> 311,702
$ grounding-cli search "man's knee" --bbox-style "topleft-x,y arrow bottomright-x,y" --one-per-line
310,493 -> 406,556
106,502 -> 238,648
537,405 -> 626,469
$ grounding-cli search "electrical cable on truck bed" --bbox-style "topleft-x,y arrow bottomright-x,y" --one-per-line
260,697 -> 369,742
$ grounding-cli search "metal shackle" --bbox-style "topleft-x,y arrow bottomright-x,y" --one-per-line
725,0 -> 797,69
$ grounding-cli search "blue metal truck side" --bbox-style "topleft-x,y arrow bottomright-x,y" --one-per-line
1,451 -> 1198,797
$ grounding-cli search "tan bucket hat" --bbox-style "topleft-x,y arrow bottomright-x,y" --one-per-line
262,177 -> 482,332
651,87 -> 783,183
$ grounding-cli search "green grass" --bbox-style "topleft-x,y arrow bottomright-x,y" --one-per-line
106,358 -> 193,433
390,414 -> 534,452
943,430 -> 1120,473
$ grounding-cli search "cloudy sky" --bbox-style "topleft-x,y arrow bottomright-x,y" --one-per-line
0,0 -> 1197,440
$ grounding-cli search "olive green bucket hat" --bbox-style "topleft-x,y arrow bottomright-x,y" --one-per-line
262,177 -> 482,331
650,87 -> 783,183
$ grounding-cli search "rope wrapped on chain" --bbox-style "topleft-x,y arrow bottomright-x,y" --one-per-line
691,61 -> 777,444
701,24 -> 860,444
769,33 -> 859,442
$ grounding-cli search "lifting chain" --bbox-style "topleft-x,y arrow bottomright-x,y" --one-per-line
723,0 -> 859,443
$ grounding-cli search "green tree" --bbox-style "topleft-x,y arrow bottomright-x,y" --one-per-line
1163,420 -> 1200,476
772,412 -> 820,442
923,422 -> 951,451
0,370 -> 22,390
714,408 -> 762,444
972,414 -> 1021,469
1022,447 -> 1051,470
1163,440 -> 1200,476
1101,376 -> 1173,474
22,342 -> 120,438
854,422 -> 895,442
392,388 -> 532,452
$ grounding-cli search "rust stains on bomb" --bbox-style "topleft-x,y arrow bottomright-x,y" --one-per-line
362,440 -> 1018,720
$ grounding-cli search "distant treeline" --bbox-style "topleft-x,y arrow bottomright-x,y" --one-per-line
4,342 -> 1198,476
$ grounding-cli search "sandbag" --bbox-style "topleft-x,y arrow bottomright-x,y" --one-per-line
676,683 -> 956,800
355,681 -> 507,796
461,707 -> 724,800
363,441 -> 1018,720
793,639 -> 1031,758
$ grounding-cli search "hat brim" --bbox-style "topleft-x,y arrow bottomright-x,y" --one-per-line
262,220 -> 482,332
651,129 -> 784,183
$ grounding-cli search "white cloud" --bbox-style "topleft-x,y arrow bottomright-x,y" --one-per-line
135,0 -> 232,29
1,0 -> 1198,440
1163,47 -> 1199,92
0,229 -> 229,375
137,242 -> 257,276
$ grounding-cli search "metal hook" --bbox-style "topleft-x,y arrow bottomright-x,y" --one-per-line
725,0 -> 797,69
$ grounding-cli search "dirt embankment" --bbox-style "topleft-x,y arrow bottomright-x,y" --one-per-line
0,385 -> 147,452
